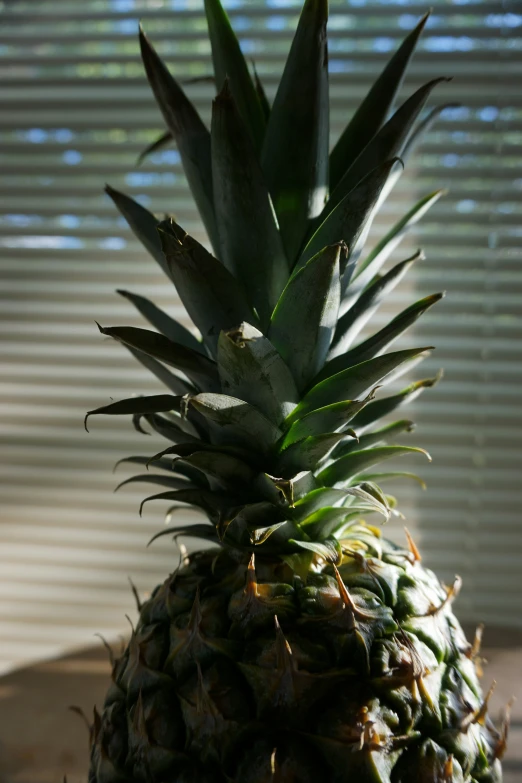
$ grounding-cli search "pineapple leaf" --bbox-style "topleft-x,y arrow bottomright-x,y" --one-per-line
353,471 -> 427,489
136,129 -> 172,166
269,244 -> 342,392
326,78 -> 450,218
325,292 -> 444,373
182,450 -> 257,488
188,393 -> 283,455
253,66 -> 271,122
117,290 -> 205,354
350,190 -> 445,299
211,83 -> 289,325
97,324 -> 220,391
158,218 -> 256,355
278,433 -> 349,475
330,420 -> 415,460
140,488 -> 238,519
204,0 -> 266,152
317,445 -> 431,486
85,394 -> 182,432
139,26 -> 219,251
113,455 -> 174,473
331,250 -> 423,359
136,413 -> 200,444
288,346 -> 432,423
282,395 -> 373,448
289,537 -> 342,564
105,186 -> 168,277
148,524 -> 220,547
329,12 -> 429,191
115,474 -> 193,492
297,158 -> 401,274
350,376 -> 441,431
125,346 -> 196,396
261,0 -> 329,261
217,322 -> 299,426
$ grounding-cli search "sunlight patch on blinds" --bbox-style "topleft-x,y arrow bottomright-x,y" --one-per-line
0,0 -> 521,674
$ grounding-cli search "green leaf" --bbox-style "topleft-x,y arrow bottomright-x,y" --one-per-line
354,471 -> 427,490
126,346 -> 196,396
115,474 -> 193,493
158,218 -> 256,355
349,189 -> 445,302
350,376 -> 440,431
269,244 -> 342,391
328,292 -> 444,371
105,186 -> 168,276
140,488 -> 237,520
114,455 -> 174,473
211,83 -> 288,325
204,0 -> 266,152
329,13 -> 430,191
139,26 -> 219,251
136,129 -> 173,166
148,524 -> 220,547
137,412 -> 200,444
297,158 -> 400,274
85,394 -> 182,432
261,0 -> 329,261
317,445 -> 431,487
293,487 -> 356,520
329,420 -> 415,460
117,290 -> 205,354
253,66 -> 271,122
326,78 -> 449,218
282,391 -> 375,447
289,347 -> 431,424
217,322 -> 299,426
278,433 -> 348,475
289,537 -> 342,565
182,450 -> 257,489
188,393 -> 283,455
97,324 -> 220,391
331,251 -> 423,359
299,506 -> 355,538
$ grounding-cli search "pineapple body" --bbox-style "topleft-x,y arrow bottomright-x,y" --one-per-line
84,1 -> 507,780
90,546 -> 502,782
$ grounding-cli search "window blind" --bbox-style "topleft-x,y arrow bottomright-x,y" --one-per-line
0,0 -> 520,675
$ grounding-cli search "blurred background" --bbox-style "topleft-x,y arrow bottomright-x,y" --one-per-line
0,0 -> 521,677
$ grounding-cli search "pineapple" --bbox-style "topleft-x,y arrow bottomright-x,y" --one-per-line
84,1 -> 508,781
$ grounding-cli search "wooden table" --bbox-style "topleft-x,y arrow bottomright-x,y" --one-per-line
0,628 -> 520,782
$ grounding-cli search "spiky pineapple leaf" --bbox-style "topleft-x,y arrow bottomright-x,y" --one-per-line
139,26 -> 219,251
278,432 -> 348,475
329,12 -> 429,191
261,0 -> 329,261
85,394 -> 182,432
105,186 -> 168,276
297,158 -> 400,274
217,322 -> 299,426
204,0 -> 266,151
347,189 -> 445,305
148,524 -> 220,547
115,474 -> 193,492
182,450 -> 257,488
117,290 -> 205,354
326,78 -> 449,217
136,129 -> 172,166
188,393 -> 283,455
97,324 -> 220,391
288,347 -> 431,424
327,292 -> 444,372
350,376 -> 440,432
126,346 -> 196,396
282,396 -> 372,448
114,455 -> 174,473
317,445 -> 431,486
269,244 -> 341,391
158,218 -> 256,355
289,537 -> 342,564
331,251 -> 423,359
354,471 -> 427,489
253,66 -> 271,122
140,488 -> 238,519
330,420 -> 415,460
211,84 -> 288,325
137,413 -> 200,444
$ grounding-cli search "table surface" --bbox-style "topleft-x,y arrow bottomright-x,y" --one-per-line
0,627 -> 520,783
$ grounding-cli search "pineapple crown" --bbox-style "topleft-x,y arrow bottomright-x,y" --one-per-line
86,0 -> 450,565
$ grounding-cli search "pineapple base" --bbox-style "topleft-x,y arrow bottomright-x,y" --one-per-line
89,544 -> 503,783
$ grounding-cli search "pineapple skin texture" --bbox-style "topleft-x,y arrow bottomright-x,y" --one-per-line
89,546 -> 503,782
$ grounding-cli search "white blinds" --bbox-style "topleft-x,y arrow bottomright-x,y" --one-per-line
0,0 -> 521,675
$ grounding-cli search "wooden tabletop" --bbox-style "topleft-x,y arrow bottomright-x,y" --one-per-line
0,627 -> 520,783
